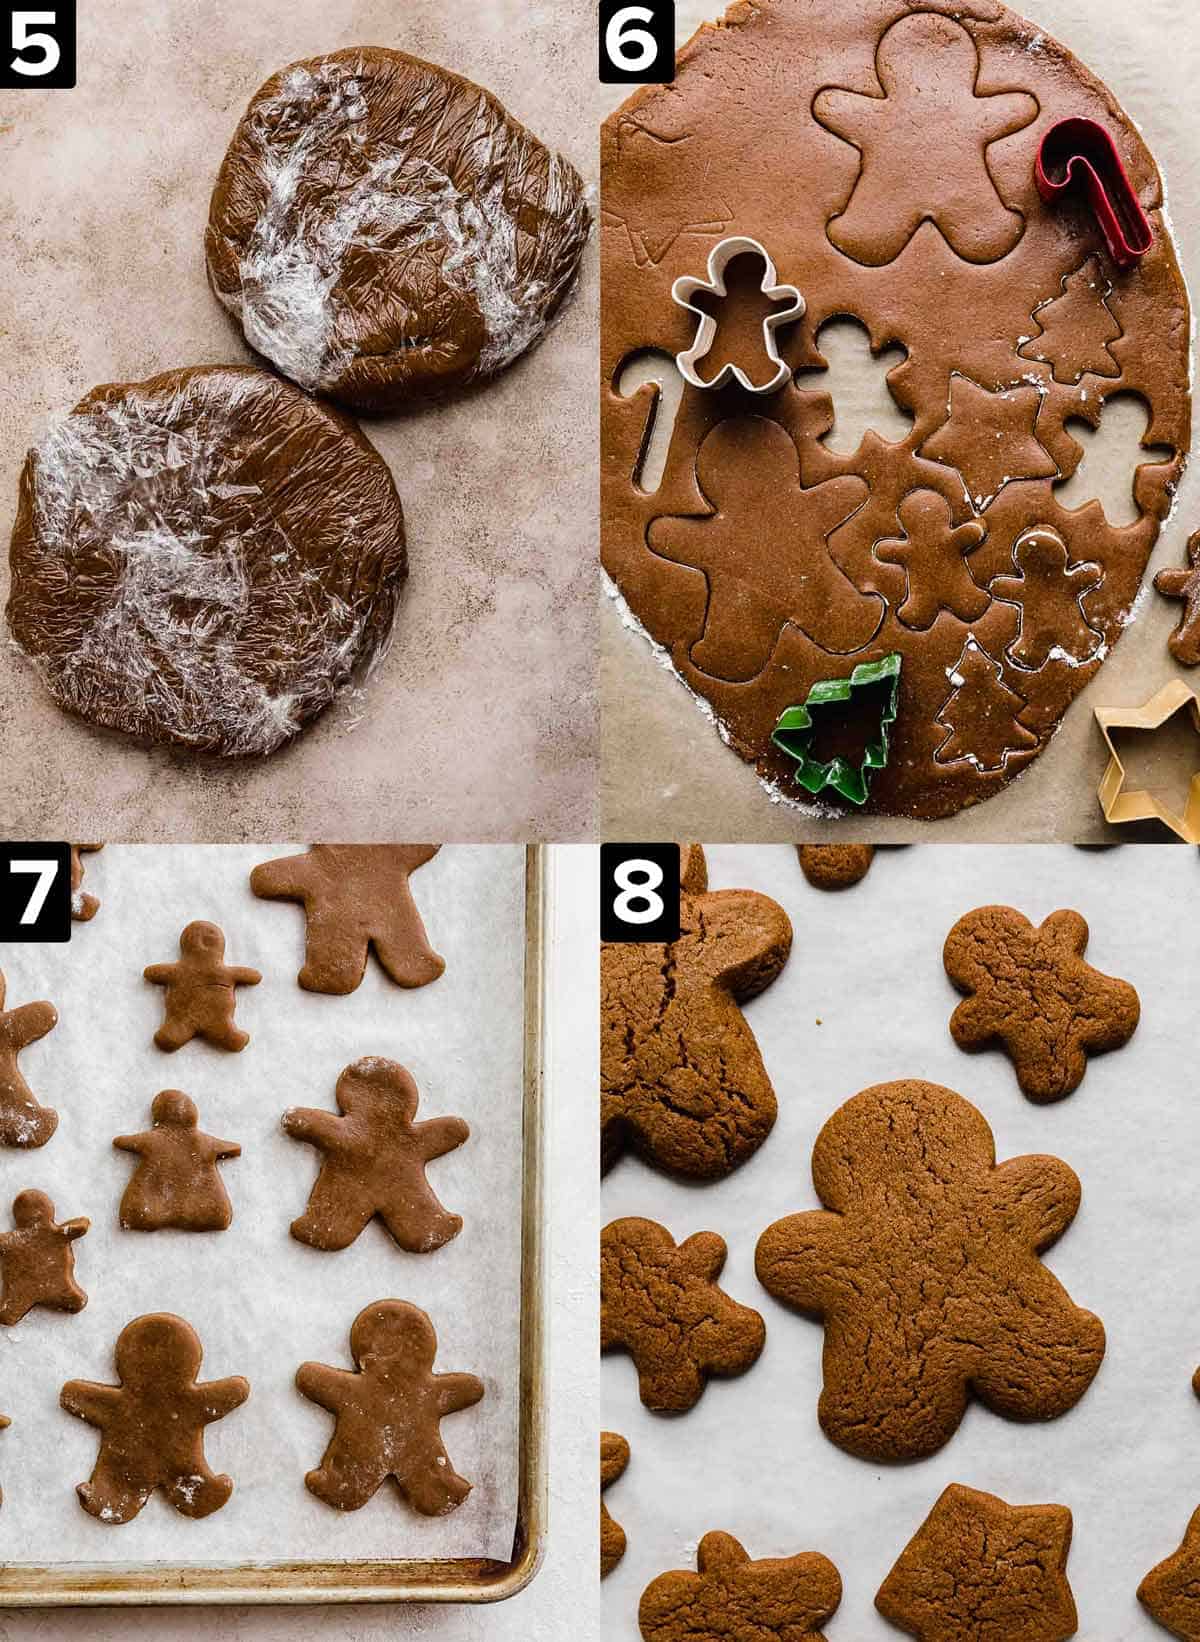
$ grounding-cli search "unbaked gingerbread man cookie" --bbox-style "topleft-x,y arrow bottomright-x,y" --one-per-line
0,1190 -> 89,1325
0,970 -> 57,1149
756,1080 -> 1105,1462
602,1217 -> 765,1413
297,1300 -> 483,1515
283,1057 -> 467,1253
944,904 -> 1140,1101
640,1531 -> 842,1642
602,844 -> 792,1180
250,845 -> 444,995
144,922 -> 261,1052
601,1431 -> 630,1579
61,1312 -> 249,1523
70,844 -> 103,921
114,1091 -> 241,1232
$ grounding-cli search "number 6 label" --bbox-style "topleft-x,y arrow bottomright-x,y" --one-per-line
599,0 -> 674,85
1,3 -> 75,89
600,843 -> 681,943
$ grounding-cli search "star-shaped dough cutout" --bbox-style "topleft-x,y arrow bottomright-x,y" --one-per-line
874,489 -> 988,629
602,121 -> 731,268
1140,1505 -> 1200,1639
1096,679 -> 1200,841
876,1485 -> 1078,1642
919,375 -> 1057,513
1155,530 -> 1200,667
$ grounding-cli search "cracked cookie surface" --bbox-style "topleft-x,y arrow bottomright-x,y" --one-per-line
877,1484 -> 1078,1642
602,1217 -> 765,1413
601,844 -> 792,1180
640,1530 -> 841,1642
755,1079 -> 1104,1462
944,904 -> 1139,1101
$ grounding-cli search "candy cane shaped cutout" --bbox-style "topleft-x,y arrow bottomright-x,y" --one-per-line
614,351 -> 685,495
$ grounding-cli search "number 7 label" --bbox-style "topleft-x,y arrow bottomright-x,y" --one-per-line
0,845 -> 70,941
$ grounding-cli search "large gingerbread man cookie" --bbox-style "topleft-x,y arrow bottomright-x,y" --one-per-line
602,0 -> 1190,819
61,1313 -> 249,1523
283,1057 -> 467,1253
755,1079 -> 1104,1461
297,1300 -> 483,1515
250,845 -> 444,995
602,844 -> 791,1179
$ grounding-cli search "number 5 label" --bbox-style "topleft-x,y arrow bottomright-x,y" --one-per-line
0,844 -> 71,941
599,0 -> 674,85
1,3 -> 75,89
600,843 -> 682,943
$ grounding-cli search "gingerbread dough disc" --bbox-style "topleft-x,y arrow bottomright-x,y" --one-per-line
206,49 -> 591,413
601,0 -> 1190,819
8,365 -> 406,756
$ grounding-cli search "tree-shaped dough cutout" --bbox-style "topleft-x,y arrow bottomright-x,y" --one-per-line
1019,257 -> 1122,384
935,640 -> 1038,772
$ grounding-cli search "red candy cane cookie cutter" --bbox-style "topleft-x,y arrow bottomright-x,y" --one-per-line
1035,117 -> 1153,270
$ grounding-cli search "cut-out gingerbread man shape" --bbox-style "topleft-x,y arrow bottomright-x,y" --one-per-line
648,417 -> 874,681
601,1217 -> 765,1413
815,12 -> 1037,267
298,1299 -> 484,1515
945,904 -> 1140,1101
0,1189 -> 89,1325
70,844 -> 103,921
144,921 -> 260,1052
989,525 -> 1103,670
61,1312 -> 249,1523
756,1080 -> 1105,1462
601,1431 -> 630,1579
874,489 -> 989,629
602,844 -> 792,1180
640,1531 -> 842,1642
1156,530 -> 1200,667
250,845 -> 445,995
0,969 -> 58,1149
878,1485 -> 1078,1642
284,1057 -> 467,1254
114,1091 -> 241,1233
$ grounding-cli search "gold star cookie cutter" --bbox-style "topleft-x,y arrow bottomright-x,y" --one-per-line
1095,679 -> 1200,842
671,236 -> 804,395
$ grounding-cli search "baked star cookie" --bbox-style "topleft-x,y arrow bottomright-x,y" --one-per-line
601,0 -> 1190,818
877,1485 -> 1078,1642
756,1080 -> 1104,1461
944,904 -> 1139,1101
602,844 -> 791,1180
640,1532 -> 842,1642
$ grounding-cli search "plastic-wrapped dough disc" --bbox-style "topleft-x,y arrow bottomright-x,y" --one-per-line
7,364 -> 406,757
205,48 -> 592,413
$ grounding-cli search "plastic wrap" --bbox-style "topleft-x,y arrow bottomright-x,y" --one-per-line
6,365 -> 407,758
206,49 -> 591,413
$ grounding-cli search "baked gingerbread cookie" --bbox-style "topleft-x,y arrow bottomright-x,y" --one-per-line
944,904 -> 1139,1101
640,1531 -> 842,1642
1140,1507 -> 1200,1640
61,1313 -> 249,1523
602,1217 -> 765,1412
0,1190 -> 89,1325
602,0 -> 1190,820
601,1431 -> 630,1579
283,1057 -> 467,1253
0,970 -> 57,1149
144,921 -> 261,1052
756,1080 -> 1104,1462
602,844 -> 791,1179
297,1300 -> 483,1515
115,1091 -> 241,1233
797,844 -> 874,889
70,845 -> 103,921
250,845 -> 444,995
877,1484 -> 1078,1642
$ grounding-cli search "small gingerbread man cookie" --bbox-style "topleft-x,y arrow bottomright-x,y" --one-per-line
70,844 -> 103,921
602,1217 -> 765,1412
944,904 -> 1140,1101
640,1531 -> 842,1642
114,1091 -> 241,1232
283,1058 -> 467,1253
144,921 -> 261,1052
250,845 -> 444,995
601,1431 -> 630,1579
297,1300 -> 484,1515
0,1190 -> 89,1325
0,970 -> 58,1149
61,1313 -> 249,1523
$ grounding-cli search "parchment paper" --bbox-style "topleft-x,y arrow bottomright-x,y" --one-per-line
0,843 -> 525,1566
603,843 -> 1199,1637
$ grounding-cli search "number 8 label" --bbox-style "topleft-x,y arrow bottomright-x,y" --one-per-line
612,858 -> 665,926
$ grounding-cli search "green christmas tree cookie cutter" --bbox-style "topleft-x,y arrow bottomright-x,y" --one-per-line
771,653 -> 902,806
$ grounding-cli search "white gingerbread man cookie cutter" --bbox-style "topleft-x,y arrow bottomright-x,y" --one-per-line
671,236 -> 805,395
